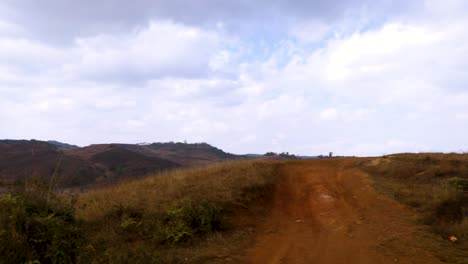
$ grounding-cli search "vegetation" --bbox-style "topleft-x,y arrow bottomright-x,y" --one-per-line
0,187 -> 82,264
361,153 -> 468,263
0,160 -> 279,263
264,152 -> 298,159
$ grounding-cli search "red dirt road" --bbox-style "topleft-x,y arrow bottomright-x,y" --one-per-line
245,159 -> 441,264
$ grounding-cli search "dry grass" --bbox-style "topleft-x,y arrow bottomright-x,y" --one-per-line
72,159 -> 280,263
76,160 -> 279,221
361,153 -> 468,263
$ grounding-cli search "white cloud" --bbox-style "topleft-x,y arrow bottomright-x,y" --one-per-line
0,20 -> 231,87
0,19 -> 23,37
424,0 -> 468,18
290,20 -> 330,44
72,20 -> 228,80
1,3 -> 468,156
325,23 -> 443,81
257,95 -> 306,119
319,108 -> 338,121
209,50 -> 231,71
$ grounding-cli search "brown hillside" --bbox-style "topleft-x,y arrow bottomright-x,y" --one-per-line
0,140 -> 241,190
67,144 -> 181,181
139,142 -> 239,166
0,140 -> 100,188
66,142 -> 239,167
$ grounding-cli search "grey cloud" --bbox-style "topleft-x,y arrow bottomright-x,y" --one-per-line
1,0 -> 418,43
0,18 -> 234,84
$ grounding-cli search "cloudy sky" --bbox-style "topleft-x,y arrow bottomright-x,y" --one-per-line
1,0 -> 468,156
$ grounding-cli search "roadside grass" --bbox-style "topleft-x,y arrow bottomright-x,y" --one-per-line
0,160 -> 280,263
75,159 -> 280,263
76,160 -> 278,220
361,153 -> 468,264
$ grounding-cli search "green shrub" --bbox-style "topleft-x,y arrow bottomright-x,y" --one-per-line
0,192 -> 83,264
155,199 -> 225,245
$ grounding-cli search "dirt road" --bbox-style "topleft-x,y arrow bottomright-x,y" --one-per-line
245,159 -> 442,264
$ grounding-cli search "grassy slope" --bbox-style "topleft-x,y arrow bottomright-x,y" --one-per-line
74,160 -> 280,263
361,153 -> 468,264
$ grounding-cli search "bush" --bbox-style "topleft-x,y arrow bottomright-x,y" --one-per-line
0,192 -> 83,264
155,199 -> 225,245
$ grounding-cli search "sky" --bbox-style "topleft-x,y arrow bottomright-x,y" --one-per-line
1,0 -> 468,156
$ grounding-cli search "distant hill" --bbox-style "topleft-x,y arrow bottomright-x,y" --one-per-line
145,142 -> 239,166
47,140 -> 79,150
0,140 -> 100,188
66,144 -> 181,182
0,140 -> 240,189
66,142 -> 239,166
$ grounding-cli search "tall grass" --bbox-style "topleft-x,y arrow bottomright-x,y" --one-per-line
76,160 -> 279,221
0,160 -> 280,263
361,154 -> 468,263
75,160 -> 280,263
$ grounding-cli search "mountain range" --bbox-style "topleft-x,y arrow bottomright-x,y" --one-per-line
0,139 -> 240,189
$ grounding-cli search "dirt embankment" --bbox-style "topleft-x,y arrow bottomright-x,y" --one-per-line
245,159 -> 442,264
